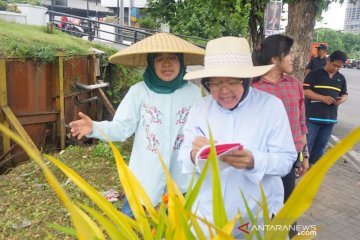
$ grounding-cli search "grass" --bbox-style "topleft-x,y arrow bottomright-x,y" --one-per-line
0,140 -> 133,240
1,123 -> 359,239
0,20 -> 117,63
0,21 -> 140,239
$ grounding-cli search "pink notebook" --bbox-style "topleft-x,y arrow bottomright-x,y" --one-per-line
195,143 -> 243,172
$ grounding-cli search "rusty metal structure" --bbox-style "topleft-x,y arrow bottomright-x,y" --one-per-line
0,53 -> 115,173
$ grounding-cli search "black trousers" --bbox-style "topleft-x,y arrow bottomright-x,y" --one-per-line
281,167 -> 297,238
282,167 -> 296,202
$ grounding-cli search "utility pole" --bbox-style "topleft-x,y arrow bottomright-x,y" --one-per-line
120,0 -> 124,25
116,0 -> 124,42
95,0 -> 98,19
129,0 -> 134,26
117,0 -> 119,20
50,0 -> 54,21
86,0 -> 89,18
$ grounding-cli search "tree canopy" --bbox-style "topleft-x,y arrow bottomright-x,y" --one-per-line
315,28 -> 360,58
145,0 -> 352,79
146,0 -> 252,40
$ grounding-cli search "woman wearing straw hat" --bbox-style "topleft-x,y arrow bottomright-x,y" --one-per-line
178,36 -> 297,237
69,33 -> 205,217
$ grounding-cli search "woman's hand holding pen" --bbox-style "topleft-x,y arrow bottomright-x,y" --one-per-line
191,136 -> 210,163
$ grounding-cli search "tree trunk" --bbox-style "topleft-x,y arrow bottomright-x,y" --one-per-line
286,0 -> 317,81
248,0 -> 267,49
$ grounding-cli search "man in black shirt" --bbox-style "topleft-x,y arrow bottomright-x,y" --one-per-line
305,44 -> 328,76
303,50 -> 348,166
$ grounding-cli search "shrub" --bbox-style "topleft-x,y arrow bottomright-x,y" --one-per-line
138,16 -> 159,30
1,123 -> 360,239
7,0 -> 41,5
0,1 -> 7,10
104,64 -> 143,107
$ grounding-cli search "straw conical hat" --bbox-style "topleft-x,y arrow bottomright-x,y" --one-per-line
184,37 -> 274,80
109,33 -> 205,67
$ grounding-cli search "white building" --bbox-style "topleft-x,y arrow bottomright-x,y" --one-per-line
344,0 -> 360,33
101,0 -> 147,8
42,0 -> 147,24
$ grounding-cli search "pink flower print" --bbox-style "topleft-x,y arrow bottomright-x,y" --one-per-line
176,107 -> 190,125
144,124 -> 159,153
173,134 -> 184,150
143,104 -> 163,124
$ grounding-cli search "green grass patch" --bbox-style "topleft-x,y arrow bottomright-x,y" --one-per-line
0,139 -> 133,239
0,20 -> 117,63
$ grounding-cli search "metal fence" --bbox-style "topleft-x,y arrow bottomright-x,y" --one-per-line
47,10 -> 207,48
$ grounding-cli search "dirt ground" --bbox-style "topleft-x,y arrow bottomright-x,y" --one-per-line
0,141 -> 132,240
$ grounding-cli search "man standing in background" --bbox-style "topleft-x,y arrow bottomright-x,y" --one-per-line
303,50 -> 348,166
305,44 -> 328,76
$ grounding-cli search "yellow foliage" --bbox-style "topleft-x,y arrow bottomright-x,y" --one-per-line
1,124 -> 359,240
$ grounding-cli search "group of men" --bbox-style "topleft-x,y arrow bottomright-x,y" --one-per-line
304,44 -> 348,166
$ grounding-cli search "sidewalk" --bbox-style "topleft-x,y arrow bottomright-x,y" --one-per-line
297,158 -> 360,239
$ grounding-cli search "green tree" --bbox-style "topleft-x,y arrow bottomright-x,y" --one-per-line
340,31 -> 360,58
0,1 -> 7,10
284,0 -> 355,79
315,28 -> 360,58
284,0 -> 340,79
146,0 -> 251,40
146,0 -> 353,79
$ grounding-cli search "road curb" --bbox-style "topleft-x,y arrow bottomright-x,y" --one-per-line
329,134 -> 360,172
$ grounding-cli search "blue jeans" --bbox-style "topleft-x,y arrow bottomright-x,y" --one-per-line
121,196 -> 134,218
306,122 -> 335,165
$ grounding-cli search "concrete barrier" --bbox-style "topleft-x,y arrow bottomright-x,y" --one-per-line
0,11 -> 26,24
17,4 -> 48,26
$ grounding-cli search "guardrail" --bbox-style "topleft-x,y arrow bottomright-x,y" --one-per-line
47,10 -> 207,48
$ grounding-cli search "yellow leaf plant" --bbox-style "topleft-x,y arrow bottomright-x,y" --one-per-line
0,124 -> 359,239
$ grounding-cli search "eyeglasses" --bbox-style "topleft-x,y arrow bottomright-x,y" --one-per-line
331,63 -> 342,68
204,79 -> 243,91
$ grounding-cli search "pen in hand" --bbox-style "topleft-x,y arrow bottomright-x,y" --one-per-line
195,126 -> 206,136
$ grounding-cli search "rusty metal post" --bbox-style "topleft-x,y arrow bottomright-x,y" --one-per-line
58,53 -> 66,149
89,55 -> 97,120
0,59 -> 10,153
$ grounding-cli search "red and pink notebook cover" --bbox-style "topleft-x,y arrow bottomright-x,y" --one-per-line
198,143 -> 243,159
195,143 -> 243,172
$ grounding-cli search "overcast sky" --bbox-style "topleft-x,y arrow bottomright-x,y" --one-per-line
316,1 -> 347,30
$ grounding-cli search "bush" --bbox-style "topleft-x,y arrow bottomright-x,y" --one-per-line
138,16 -> 159,30
7,0 -> 41,5
0,1 -> 7,10
104,64 -> 143,107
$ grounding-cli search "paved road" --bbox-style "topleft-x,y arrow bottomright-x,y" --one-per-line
333,68 -> 360,152
296,68 -> 360,239
298,158 -> 360,240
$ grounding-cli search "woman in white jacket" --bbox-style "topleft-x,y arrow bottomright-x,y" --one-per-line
178,36 -> 297,238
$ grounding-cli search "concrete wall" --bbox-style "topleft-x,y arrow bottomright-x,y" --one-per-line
17,4 -> 48,26
0,11 -> 26,24
0,5 -> 48,26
